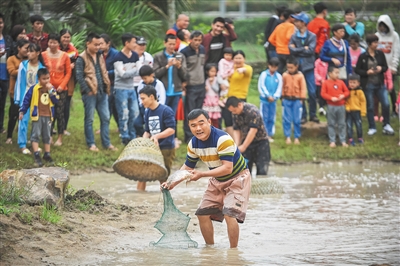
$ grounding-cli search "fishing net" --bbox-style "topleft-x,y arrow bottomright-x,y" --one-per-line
112,138 -> 168,182
150,188 -> 198,249
250,178 -> 284,195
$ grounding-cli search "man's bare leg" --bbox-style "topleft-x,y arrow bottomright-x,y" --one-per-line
225,215 -> 239,248
197,215 -> 214,245
137,181 -> 146,191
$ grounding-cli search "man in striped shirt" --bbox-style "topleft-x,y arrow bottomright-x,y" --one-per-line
163,109 -> 251,248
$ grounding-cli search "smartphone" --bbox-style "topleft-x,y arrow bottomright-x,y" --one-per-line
175,54 -> 183,61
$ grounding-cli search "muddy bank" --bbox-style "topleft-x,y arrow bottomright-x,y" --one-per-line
0,190 -> 163,266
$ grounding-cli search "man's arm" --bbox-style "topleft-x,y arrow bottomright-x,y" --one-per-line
190,160 -> 234,181
224,23 -> 237,42
233,129 -> 241,145
114,61 -> 136,78
153,54 -> 169,79
75,57 -> 91,95
239,128 -> 258,153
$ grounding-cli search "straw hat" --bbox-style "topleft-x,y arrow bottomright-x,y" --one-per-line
112,138 -> 168,182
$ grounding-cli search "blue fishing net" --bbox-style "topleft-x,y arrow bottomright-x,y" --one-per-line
150,188 -> 198,249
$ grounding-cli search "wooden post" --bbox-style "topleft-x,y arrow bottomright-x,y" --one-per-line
239,0 -> 246,19
33,0 -> 41,14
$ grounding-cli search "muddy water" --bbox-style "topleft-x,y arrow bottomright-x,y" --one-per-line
70,162 -> 400,265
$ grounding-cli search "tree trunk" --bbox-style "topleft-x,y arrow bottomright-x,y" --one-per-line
168,0 -> 175,27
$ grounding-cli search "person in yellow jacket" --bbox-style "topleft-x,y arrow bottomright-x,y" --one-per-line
345,73 -> 366,146
19,68 -> 59,167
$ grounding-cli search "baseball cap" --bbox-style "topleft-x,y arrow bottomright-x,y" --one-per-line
348,73 -> 360,81
291,12 -> 310,25
136,36 -> 147,45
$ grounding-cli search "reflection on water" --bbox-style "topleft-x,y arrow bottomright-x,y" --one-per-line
70,162 -> 400,265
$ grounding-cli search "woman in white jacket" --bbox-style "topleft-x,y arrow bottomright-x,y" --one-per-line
376,14 -> 400,116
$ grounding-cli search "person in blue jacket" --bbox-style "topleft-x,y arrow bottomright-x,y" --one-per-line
14,43 -> 45,154
100,33 -> 119,126
257,57 -> 282,142
320,24 -> 352,82
289,12 -> 319,124
343,8 -> 365,42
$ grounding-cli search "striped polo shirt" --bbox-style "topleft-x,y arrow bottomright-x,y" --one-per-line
185,126 -> 247,181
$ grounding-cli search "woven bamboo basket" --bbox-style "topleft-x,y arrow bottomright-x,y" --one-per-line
112,138 -> 168,182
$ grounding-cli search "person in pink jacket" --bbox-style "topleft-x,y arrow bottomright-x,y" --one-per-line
315,58 -> 328,115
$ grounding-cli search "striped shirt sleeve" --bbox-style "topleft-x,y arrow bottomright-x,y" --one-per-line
217,135 -> 236,162
184,139 -> 199,168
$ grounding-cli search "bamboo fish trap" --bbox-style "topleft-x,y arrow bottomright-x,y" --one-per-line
112,138 -> 168,182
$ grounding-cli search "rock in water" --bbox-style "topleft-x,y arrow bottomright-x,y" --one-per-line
150,189 -> 198,249
301,121 -> 328,138
0,167 -> 70,209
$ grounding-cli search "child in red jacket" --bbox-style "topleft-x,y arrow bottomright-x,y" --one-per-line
321,66 -> 350,148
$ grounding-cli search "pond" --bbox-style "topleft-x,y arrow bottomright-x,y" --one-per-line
70,162 -> 400,265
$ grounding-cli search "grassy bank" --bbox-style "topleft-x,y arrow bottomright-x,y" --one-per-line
0,76 -> 399,172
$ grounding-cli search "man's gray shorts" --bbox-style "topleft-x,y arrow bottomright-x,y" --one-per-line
31,116 -> 52,144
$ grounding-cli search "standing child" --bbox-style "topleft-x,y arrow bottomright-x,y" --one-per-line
138,85 -> 176,191
349,34 -> 365,68
315,57 -> 328,115
345,74 -> 366,146
258,57 -> 282,142
321,66 -> 350,148
203,64 -> 221,128
135,65 -> 166,136
19,68 -> 58,167
14,43 -> 46,154
281,57 -> 307,145
217,47 -> 234,102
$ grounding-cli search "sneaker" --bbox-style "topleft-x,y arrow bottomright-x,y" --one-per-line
22,148 -> 31,155
43,153 -> 54,164
367,129 -> 377,136
318,107 -> 326,116
34,153 -> 43,167
358,138 -> 364,144
383,124 -> 394,135
310,116 -> 320,123
301,118 -> 307,125
349,138 -> 355,146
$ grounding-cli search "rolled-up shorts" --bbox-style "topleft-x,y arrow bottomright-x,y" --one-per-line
31,116 -> 52,144
195,169 -> 251,223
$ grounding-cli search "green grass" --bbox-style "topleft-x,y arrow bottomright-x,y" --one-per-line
0,76 -> 399,173
40,203 -> 62,224
232,42 -> 266,63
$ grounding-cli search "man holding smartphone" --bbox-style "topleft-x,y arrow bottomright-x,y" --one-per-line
153,34 -> 187,116
181,31 -> 206,142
